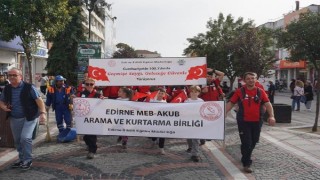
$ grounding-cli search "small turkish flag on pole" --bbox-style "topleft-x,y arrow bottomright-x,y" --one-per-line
132,92 -> 149,101
170,91 -> 188,103
148,91 -> 159,100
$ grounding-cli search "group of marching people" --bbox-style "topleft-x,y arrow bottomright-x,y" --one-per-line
72,70 -> 224,162
44,68 -> 225,162
0,67 -> 275,173
44,69 -> 276,174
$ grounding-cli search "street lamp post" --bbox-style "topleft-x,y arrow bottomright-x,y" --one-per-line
83,0 -> 108,41
84,0 -> 95,41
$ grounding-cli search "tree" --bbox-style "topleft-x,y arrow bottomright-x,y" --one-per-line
0,0 -> 72,83
276,11 -> 320,131
46,0 -> 86,86
231,27 -> 275,78
184,13 -> 275,90
113,43 -> 138,58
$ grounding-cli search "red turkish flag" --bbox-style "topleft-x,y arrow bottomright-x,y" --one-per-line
148,91 -> 159,100
88,66 -> 109,81
170,91 -> 188,103
185,64 -> 207,80
132,92 -> 149,101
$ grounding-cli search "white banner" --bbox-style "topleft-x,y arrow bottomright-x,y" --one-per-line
88,57 -> 207,86
73,98 -> 225,140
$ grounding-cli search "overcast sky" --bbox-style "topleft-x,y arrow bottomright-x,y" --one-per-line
111,0 -> 319,57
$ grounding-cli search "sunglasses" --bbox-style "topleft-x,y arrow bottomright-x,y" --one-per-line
8,74 -> 18,77
85,83 -> 94,86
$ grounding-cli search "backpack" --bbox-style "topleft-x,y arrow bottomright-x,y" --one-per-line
236,87 -> 265,122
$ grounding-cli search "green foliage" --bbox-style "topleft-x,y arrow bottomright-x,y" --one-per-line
276,11 -> 320,131
113,43 -> 138,58
276,12 -> 320,69
0,0 -> 72,83
184,13 -> 275,88
46,0 -> 86,86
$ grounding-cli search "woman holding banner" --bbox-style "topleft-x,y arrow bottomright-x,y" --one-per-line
77,78 -> 103,159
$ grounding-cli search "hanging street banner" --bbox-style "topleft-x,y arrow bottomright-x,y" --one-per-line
73,98 -> 225,140
77,42 -> 101,82
88,57 -> 207,86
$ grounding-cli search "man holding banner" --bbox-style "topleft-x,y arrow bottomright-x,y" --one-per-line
226,72 -> 276,173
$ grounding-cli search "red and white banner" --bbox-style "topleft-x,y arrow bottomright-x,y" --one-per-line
88,57 -> 207,86
73,98 -> 225,140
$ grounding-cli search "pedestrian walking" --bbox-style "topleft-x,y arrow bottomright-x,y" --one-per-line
45,75 -> 74,133
116,87 -> 133,149
0,74 -> 9,93
226,72 -> 276,173
0,68 -> 46,170
268,81 -> 276,104
184,85 -> 203,162
291,80 -> 304,111
304,81 -> 313,111
38,73 -> 49,96
77,78 -> 103,159
149,87 -> 167,154
290,79 -> 296,94
199,68 -> 224,145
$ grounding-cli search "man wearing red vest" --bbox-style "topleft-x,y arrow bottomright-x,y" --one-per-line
226,72 -> 276,173
200,69 -> 225,101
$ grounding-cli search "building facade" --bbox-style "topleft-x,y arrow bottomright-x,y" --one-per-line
260,3 -> 320,87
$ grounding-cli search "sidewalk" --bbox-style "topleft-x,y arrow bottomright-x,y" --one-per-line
0,94 -> 319,179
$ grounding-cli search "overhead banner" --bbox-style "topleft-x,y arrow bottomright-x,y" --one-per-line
73,98 -> 225,140
88,57 -> 207,86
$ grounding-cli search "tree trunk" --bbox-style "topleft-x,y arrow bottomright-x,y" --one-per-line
229,77 -> 236,91
25,46 -> 33,84
312,70 -> 320,132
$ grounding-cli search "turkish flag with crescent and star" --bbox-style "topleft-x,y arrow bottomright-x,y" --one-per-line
132,92 -> 149,101
185,64 -> 207,80
170,91 -> 188,103
88,66 -> 109,81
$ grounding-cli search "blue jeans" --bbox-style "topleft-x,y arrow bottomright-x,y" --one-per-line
292,96 -> 301,111
10,117 -> 37,163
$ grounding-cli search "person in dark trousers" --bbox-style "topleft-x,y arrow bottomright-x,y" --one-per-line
290,79 -> 296,94
304,81 -> 313,111
45,75 -> 74,133
226,72 -> 276,173
268,81 -> 276,104
0,68 -> 46,170
77,78 -> 103,159
0,74 -> 9,93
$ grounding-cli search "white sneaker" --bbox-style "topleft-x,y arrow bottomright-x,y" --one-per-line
307,109 -> 312,111
160,148 -> 166,155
